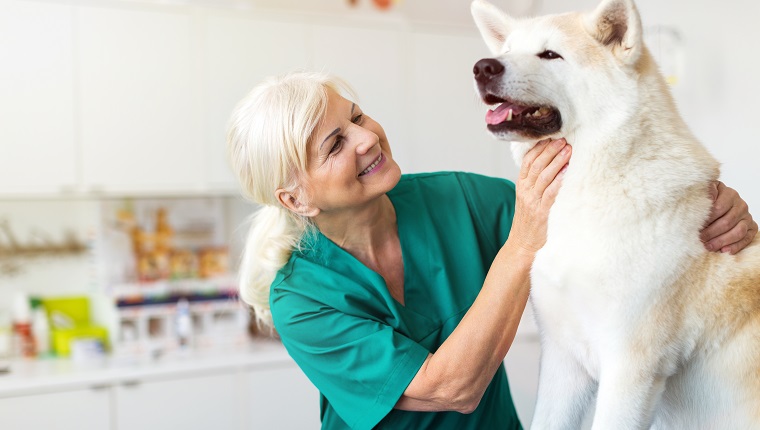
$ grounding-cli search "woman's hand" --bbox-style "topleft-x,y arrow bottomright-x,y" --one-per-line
700,181 -> 758,254
508,138 -> 571,257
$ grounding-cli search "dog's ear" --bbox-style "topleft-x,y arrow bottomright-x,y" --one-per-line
585,0 -> 642,64
471,0 -> 515,55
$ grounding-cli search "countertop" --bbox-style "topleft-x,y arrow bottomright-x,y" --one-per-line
0,338 -> 293,398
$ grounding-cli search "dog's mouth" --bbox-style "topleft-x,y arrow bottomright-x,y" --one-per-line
483,94 -> 562,138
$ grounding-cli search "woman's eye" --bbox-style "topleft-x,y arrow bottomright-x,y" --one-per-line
352,114 -> 363,124
329,137 -> 343,154
537,50 -> 563,60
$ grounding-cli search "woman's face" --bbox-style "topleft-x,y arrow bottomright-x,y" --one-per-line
301,88 -> 401,215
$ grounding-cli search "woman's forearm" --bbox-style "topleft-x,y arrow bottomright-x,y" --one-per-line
396,239 -> 534,413
397,139 -> 569,413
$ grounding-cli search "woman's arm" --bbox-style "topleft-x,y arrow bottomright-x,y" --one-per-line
700,181 -> 757,254
396,138 -> 571,413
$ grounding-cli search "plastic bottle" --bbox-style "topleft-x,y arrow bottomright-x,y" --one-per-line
31,303 -> 50,357
175,298 -> 193,349
11,293 -> 35,358
0,309 -> 12,358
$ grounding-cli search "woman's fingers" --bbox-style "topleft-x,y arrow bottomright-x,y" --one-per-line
707,221 -> 752,254
700,181 -> 757,254
519,138 -> 553,180
520,138 -> 571,202
534,143 -> 571,199
541,162 -> 569,207
703,181 -> 734,227
700,201 -> 744,246
509,138 -> 571,255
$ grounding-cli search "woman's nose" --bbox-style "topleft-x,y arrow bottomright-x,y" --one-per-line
354,129 -> 377,154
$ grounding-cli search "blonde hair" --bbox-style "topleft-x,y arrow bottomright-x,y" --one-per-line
227,71 -> 353,331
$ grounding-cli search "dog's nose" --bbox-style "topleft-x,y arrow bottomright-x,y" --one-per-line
473,58 -> 505,84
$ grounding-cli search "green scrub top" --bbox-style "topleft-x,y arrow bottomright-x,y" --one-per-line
271,171 -> 521,430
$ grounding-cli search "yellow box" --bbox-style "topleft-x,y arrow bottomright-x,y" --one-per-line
42,296 -> 91,326
51,325 -> 109,357
42,296 -> 109,356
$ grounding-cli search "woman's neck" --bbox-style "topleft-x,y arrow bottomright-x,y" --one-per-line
315,194 -> 398,257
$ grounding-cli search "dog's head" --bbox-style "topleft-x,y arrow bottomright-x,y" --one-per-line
471,0 -> 645,158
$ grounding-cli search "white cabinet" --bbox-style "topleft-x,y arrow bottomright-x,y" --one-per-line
244,362 -> 321,429
0,2 -> 515,196
0,387 -> 111,430
115,371 -> 239,430
0,0 -> 78,196
76,5 -> 204,194
201,13 -> 310,192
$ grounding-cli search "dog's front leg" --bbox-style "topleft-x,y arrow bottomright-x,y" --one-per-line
530,339 -> 596,430
590,359 -> 668,430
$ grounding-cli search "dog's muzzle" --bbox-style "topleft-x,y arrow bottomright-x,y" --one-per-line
473,57 -> 562,139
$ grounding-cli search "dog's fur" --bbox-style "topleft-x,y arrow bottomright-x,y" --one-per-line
471,0 -> 760,428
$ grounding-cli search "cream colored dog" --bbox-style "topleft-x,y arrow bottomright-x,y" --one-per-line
471,0 -> 760,428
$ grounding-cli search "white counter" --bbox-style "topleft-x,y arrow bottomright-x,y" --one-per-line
0,338 -> 292,398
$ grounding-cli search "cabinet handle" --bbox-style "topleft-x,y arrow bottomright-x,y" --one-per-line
59,184 -> 77,194
122,379 -> 141,388
90,383 -> 111,391
88,185 -> 105,195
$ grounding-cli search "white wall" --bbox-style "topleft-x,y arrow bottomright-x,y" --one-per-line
244,0 -> 760,210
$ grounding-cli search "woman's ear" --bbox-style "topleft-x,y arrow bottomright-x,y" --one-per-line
275,188 -> 320,218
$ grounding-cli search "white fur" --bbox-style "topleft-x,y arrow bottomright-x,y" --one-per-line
472,0 -> 760,428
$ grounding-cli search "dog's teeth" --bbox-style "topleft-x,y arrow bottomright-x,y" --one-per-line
507,109 -> 513,121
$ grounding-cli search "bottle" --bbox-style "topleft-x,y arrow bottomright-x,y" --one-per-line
31,302 -> 50,357
11,293 -> 35,358
0,309 -> 12,359
175,298 -> 193,349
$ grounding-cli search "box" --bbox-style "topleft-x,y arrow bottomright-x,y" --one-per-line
42,296 -> 109,357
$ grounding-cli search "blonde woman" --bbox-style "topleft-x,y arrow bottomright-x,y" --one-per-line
227,71 -> 756,430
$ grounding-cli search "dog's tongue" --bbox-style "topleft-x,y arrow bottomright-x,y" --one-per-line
486,102 -> 531,125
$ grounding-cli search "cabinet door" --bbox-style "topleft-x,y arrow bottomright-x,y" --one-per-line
0,0 -> 77,196
115,371 -> 239,430
76,5 -> 203,194
244,362 -> 320,429
0,387 -> 111,430
201,13 -> 309,192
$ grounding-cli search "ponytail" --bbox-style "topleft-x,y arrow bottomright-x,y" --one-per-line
238,205 -> 310,331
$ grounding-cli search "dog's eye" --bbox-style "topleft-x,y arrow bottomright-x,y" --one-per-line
537,50 -> 563,60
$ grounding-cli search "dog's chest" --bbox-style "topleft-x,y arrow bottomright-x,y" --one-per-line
526,182 -> 681,374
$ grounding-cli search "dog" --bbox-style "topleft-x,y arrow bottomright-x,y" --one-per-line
470,0 -> 760,428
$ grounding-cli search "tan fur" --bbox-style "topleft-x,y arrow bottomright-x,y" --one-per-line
548,14 -> 608,68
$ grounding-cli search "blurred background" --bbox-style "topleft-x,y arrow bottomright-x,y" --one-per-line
0,0 -> 758,429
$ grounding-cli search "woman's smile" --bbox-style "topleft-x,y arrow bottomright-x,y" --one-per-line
359,153 -> 385,177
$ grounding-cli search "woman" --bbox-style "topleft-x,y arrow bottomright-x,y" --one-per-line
226,71 -> 757,429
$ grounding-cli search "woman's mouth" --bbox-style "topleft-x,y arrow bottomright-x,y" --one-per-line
358,153 -> 384,177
